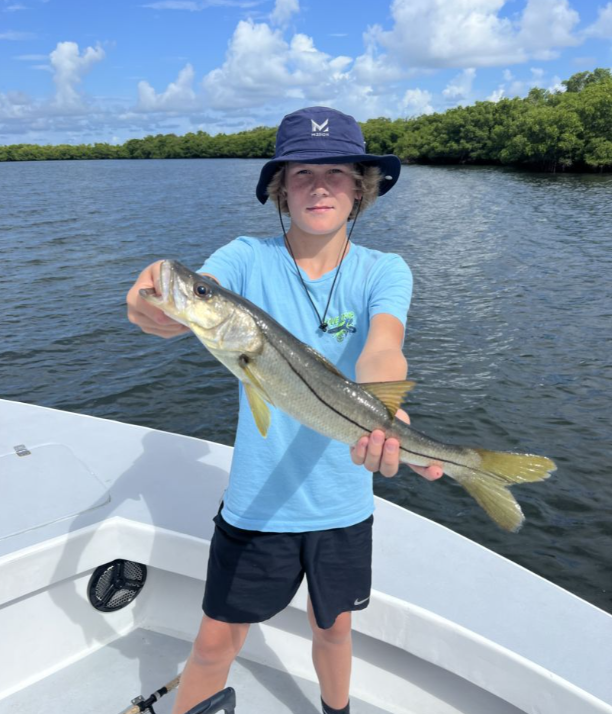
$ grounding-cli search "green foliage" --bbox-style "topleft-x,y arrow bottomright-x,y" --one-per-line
1,69 -> 611,171
0,126 -> 277,163
390,68 -> 612,172
562,68 -> 612,93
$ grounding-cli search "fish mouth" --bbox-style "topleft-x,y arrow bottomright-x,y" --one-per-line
139,286 -> 159,300
139,260 -> 187,317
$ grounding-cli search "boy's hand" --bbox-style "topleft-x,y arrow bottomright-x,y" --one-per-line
350,409 -> 444,480
126,260 -> 190,338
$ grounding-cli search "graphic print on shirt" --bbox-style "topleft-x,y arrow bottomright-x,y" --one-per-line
326,311 -> 356,342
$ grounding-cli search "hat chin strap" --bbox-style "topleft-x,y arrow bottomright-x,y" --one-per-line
278,198 -> 362,333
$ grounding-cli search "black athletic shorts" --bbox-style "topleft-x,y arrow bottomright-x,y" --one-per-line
202,511 -> 373,630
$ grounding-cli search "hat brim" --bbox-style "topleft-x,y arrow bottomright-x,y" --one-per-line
256,153 -> 401,204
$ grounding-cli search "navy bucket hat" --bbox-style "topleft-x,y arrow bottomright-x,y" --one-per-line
256,106 -> 401,204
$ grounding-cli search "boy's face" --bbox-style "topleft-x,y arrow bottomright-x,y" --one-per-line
284,163 -> 360,237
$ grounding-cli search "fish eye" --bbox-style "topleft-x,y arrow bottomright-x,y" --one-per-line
194,283 -> 212,299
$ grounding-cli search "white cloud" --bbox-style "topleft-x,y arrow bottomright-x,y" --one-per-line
365,0 -> 582,70
0,43 -> 146,142
137,63 -> 198,112
202,19 -> 355,110
549,75 -> 565,92
493,65 -> 565,99
443,68 -> 476,100
517,0 -> 580,59
203,21 -> 293,109
270,0 -> 299,27
5,90 -> 30,106
503,69 -> 514,81
352,48 -> 406,85
584,2 -> 612,39
0,90 -> 33,124
370,0 -> 522,68
487,85 -> 505,102
49,42 -> 105,110
400,88 -> 434,116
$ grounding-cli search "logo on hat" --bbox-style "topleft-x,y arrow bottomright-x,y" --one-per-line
311,118 -> 329,137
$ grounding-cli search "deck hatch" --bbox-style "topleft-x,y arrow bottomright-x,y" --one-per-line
0,443 -> 110,541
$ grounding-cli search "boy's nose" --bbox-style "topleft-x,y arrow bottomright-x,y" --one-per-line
310,177 -> 330,195
311,186 -> 330,196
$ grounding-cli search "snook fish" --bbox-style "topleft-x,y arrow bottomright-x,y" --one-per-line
141,260 -> 556,532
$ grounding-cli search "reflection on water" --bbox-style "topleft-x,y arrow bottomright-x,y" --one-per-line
1,159 -> 611,613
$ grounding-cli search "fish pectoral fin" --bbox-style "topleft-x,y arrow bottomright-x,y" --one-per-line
361,380 -> 417,418
238,355 -> 275,405
244,384 -> 272,438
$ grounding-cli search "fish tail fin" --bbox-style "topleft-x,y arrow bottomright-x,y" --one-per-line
474,449 -> 557,484
448,451 -> 556,532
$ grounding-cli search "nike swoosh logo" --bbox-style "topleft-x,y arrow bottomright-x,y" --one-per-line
354,597 -> 370,606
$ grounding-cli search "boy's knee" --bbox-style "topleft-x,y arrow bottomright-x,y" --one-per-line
312,611 -> 352,646
191,618 -> 247,667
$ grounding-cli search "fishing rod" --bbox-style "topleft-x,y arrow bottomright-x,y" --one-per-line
117,673 -> 236,714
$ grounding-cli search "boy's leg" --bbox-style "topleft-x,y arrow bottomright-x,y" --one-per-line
303,515 -> 373,713
308,597 -> 352,711
171,615 -> 249,714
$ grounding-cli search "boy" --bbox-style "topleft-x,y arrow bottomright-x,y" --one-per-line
126,106 -> 442,714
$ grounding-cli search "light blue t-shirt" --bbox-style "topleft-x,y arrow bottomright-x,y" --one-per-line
200,235 -> 412,532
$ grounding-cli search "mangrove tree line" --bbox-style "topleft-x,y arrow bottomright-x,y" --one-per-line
1,69 -> 611,172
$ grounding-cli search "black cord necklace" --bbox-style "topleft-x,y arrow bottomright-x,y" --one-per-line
278,199 -> 362,332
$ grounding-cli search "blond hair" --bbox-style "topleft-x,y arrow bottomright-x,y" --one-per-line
267,163 -> 382,221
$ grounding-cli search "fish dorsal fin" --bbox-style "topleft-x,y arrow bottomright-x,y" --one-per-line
361,380 -> 416,418
244,384 -> 271,438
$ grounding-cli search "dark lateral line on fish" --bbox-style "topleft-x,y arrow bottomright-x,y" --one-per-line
275,348 -> 452,465
273,348 -> 518,480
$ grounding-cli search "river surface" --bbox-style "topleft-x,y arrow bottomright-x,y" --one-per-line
1,158 -> 611,613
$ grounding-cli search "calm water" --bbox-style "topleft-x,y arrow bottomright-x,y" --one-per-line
1,159 -> 611,613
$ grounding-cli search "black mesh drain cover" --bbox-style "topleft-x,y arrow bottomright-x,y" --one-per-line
87,559 -> 147,612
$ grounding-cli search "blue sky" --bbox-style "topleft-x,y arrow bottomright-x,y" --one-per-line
1,0 -> 611,145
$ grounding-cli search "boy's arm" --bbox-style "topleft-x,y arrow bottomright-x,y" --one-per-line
352,313 -> 443,481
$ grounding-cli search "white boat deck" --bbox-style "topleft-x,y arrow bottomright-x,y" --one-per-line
1,399 -> 612,714
0,628 -> 392,714
0,628 -> 523,714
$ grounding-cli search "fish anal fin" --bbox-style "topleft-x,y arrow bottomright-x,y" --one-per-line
362,380 -> 417,418
244,384 -> 271,438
